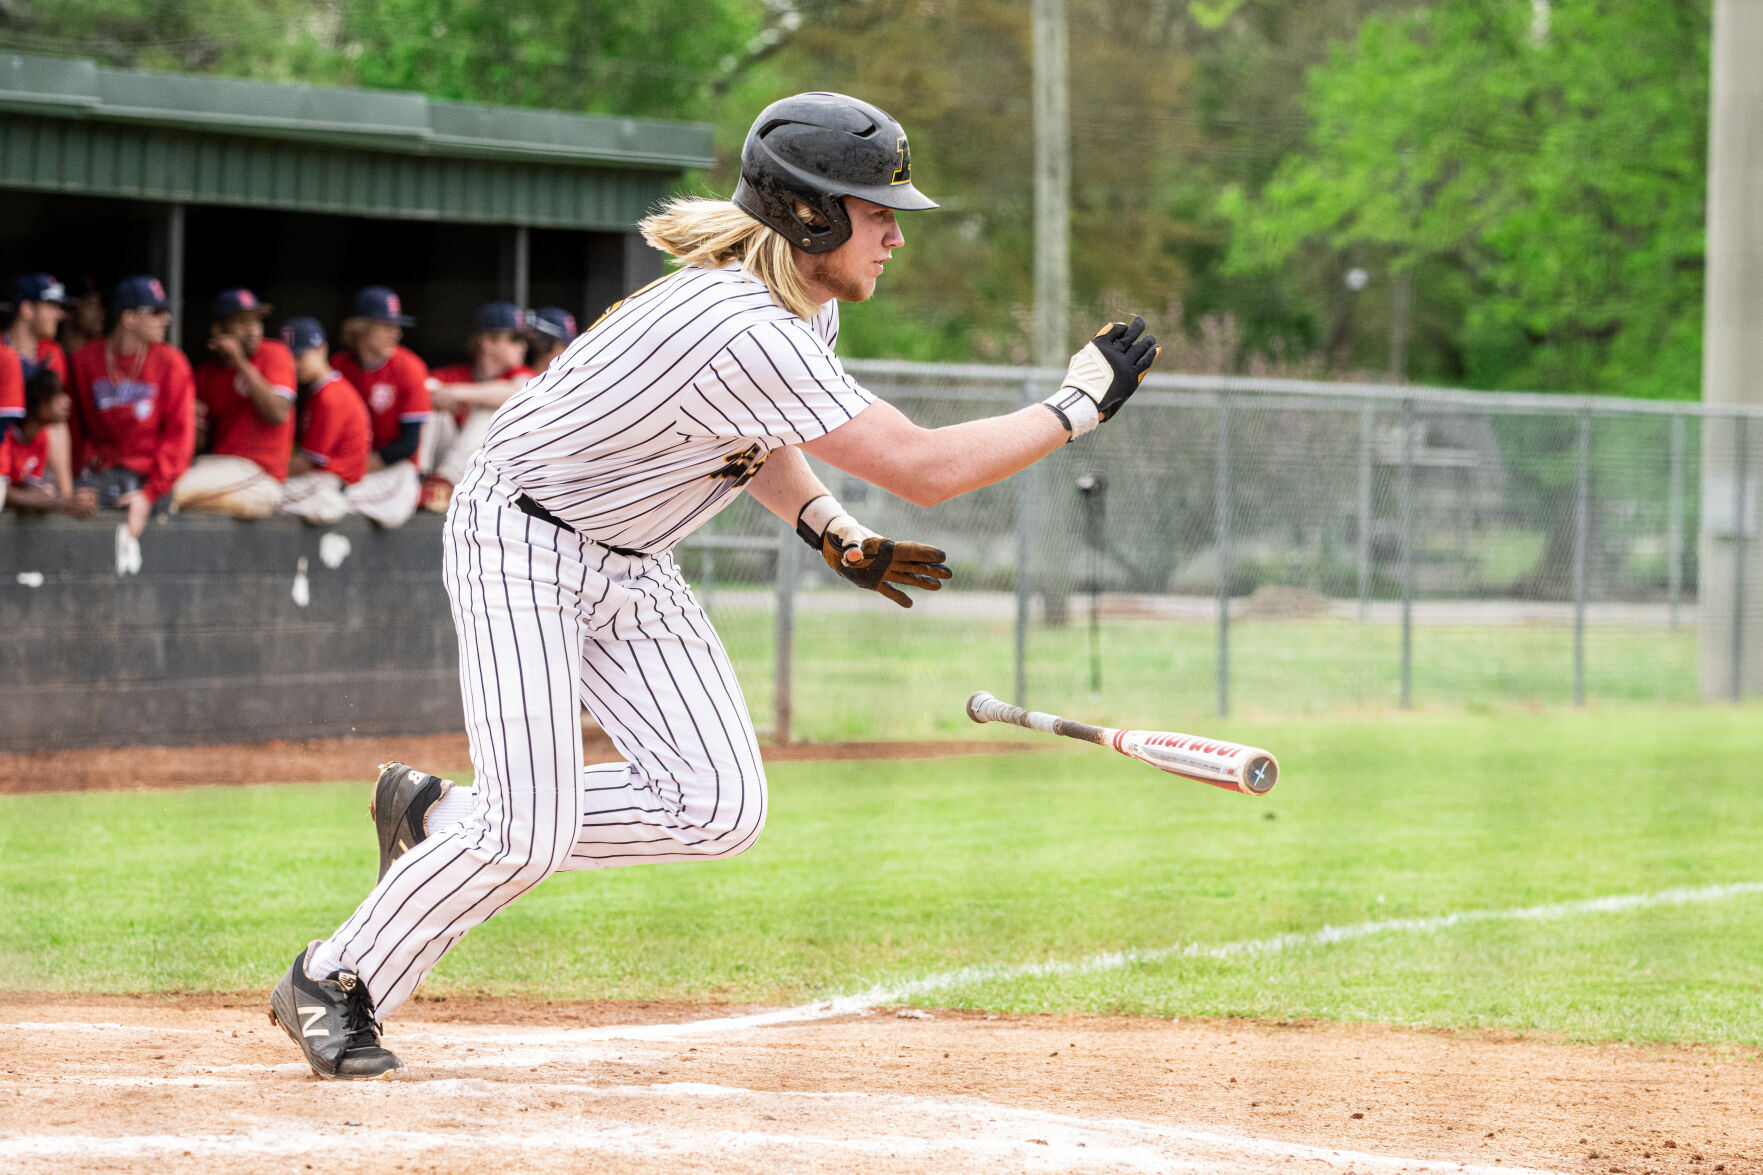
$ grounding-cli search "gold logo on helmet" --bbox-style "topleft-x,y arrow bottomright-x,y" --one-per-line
891,135 -> 910,185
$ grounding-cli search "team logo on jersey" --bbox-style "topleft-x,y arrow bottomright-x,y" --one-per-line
708,443 -> 768,487
369,382 -> 397,413
92,378 -> 155,413
891,135 -> 911,185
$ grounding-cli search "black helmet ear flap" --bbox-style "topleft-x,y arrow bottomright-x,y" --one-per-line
733,92 -> 936,254
733,178 -> 852,254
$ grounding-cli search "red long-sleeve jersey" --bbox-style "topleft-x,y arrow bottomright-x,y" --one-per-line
69,339 -> 197,501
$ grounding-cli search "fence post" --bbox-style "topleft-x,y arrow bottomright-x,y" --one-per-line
1015,373 -> 1037,708
1731,415 -> 1749,702
1572,406 -> 1591,707
1216,392 -> 1232,718
1668,412 -> 1684,630
1398,399 -> 1415,709
773,527 -> 799,743
1357,400 -> 1374,621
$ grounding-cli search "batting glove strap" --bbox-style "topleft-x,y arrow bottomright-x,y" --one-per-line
1042,387 -> 1100,440
795,493 -> 847,550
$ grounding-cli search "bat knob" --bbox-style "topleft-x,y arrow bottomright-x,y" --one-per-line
966,691 -> 997,724
1242,756 -> 1279,795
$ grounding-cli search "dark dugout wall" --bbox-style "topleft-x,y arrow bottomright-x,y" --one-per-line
0,514 -> 463,751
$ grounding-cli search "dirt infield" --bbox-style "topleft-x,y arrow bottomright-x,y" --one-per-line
0,732 -> 1034,795
3,995 -> 1759,1174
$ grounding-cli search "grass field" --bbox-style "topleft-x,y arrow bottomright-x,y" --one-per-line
5,705 -> 1761,1047
708,605 -> 1701,741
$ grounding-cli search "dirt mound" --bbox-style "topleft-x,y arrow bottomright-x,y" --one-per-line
1239,584 -> 1335,619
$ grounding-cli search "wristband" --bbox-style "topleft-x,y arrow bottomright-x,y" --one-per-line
1042,386 -> 1100,440
796,493 -> 845,549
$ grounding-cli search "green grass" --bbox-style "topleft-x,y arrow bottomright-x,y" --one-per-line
5,705 -> 1763,1046
709,604 -> 1700,740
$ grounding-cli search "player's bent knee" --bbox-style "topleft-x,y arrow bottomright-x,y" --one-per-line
675,766 -> 768,856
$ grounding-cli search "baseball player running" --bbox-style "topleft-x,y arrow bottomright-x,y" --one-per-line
270,92 -> 1159,1080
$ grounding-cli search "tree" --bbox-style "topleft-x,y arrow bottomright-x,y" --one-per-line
707,0 -> 1425,366
0,0 -> 778,120
1218,0 -> 1709,398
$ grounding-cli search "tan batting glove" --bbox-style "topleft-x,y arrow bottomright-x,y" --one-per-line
1041,315 -> 1161,440
796,495 -> 953,608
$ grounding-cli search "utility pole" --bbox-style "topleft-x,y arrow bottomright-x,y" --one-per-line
1032,0 -> 1070,369
1700,0 -> 1763,698
1031,0 -> 1076,627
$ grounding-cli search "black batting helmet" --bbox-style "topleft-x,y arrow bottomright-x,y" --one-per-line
732,92 -> 938,254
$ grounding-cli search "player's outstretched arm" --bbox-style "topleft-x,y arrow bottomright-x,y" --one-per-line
801,317 -> 1160,508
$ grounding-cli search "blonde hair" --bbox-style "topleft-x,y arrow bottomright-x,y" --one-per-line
639,197 -> 825,320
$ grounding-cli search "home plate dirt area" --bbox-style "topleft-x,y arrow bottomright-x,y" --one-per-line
4,996 -> 1760,1175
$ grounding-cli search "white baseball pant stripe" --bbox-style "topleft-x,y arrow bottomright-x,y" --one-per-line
312,489 -> 767,1017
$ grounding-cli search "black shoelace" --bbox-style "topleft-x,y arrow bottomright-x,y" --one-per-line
338,975 -> 381,1049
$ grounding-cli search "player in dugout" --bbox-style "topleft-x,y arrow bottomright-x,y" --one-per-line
57,276 -> 106,359
523,306 -> 577,375
1,367 -> 98,517
68,275 -> 196,538
279,317 -> 373,525
0,334 -> 21,436
421,301 -> 535,513
6,273 -> 72,384
170,288 -> 297,518
332,285 -> 431,528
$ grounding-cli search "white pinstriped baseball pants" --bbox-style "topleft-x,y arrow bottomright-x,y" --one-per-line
314,488 -> 768,1018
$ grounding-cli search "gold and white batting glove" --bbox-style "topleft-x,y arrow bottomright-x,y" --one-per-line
1042,314 -> 1162,440
796,494 -> 953,609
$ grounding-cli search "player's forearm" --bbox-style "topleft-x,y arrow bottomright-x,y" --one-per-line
47,422 -> 73,496
236,363 -> 293,425
745,444 -> 832,525
911,407 -> 1068,502
801,400 -> 1067,509
439,378 -> 525,411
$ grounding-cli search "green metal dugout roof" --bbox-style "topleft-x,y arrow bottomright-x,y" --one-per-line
0,52 -> 715,229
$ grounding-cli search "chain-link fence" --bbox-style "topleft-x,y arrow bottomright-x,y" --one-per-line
674,361 -> 1763,742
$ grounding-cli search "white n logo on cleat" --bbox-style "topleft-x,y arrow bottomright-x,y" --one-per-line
297,1005 -> 330,1038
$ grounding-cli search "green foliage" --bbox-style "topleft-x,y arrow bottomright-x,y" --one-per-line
3,0 -> 1711,390
0,0 -> 771,119
330,0 -> 761,118
1220,0 -> 1709,396
6,706 -> 1763,1046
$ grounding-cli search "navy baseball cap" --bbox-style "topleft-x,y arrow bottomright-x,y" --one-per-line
113,275 -> 170,312
11,273 -> 69,306
528,307 -> 578,343
352,285 -> 415,326
211,287 -> 272,320
280,316 -> 327,356
469,301 -> 525,334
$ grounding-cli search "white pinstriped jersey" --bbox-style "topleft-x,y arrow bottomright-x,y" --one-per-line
473,263 -> 873,553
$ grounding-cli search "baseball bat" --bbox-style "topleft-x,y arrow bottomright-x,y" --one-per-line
965,690 -> 1279,796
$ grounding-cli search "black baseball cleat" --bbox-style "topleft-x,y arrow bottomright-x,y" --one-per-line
268,945 -> 404,1080
369,762 -> 452,881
